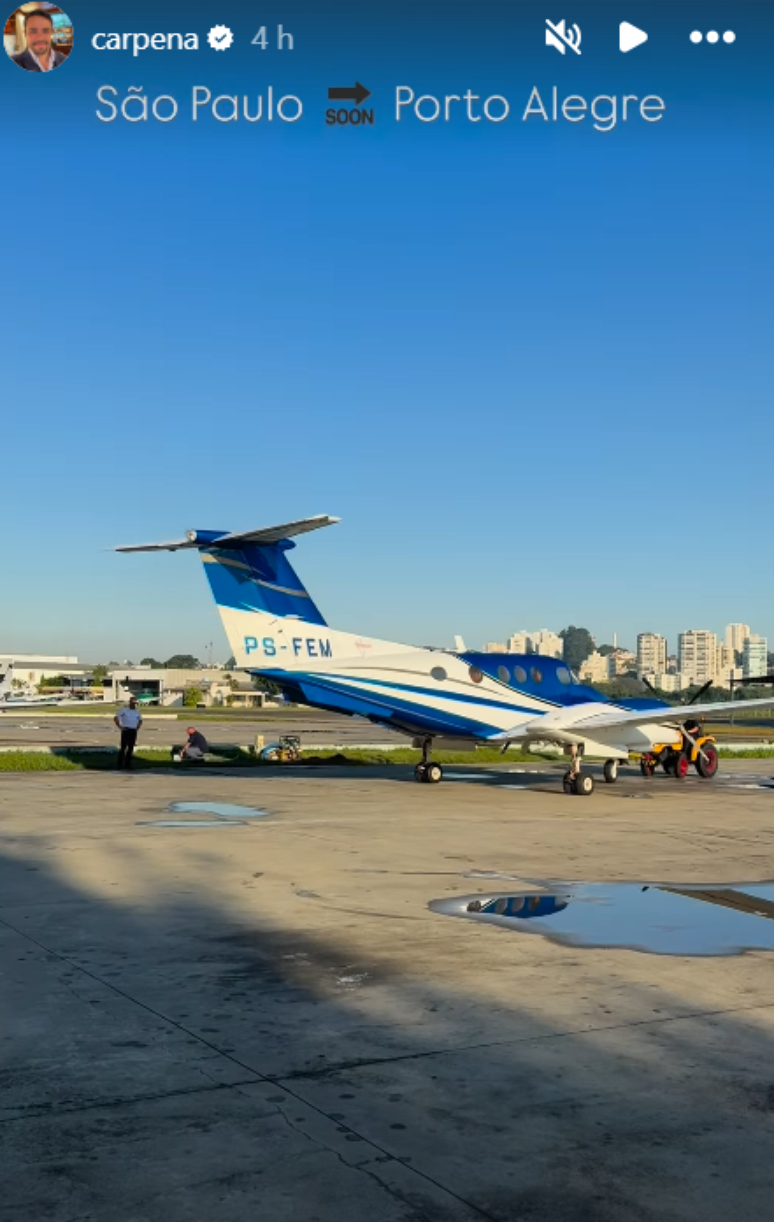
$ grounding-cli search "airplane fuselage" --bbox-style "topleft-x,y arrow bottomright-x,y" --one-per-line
249,645 -> 682,759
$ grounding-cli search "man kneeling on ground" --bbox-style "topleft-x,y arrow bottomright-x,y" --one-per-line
172,726 -> 209,762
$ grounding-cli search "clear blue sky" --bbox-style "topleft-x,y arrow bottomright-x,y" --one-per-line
2,1 -> 771,662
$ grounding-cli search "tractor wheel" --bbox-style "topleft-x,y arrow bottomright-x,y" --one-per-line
673,751 -> 690,779
695,744 -> 719,779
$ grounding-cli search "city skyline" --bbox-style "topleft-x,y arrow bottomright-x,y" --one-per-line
486,620 -> 768,657
2,617 -> 770,670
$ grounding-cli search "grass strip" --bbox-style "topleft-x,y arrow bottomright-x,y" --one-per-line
0,746 -> 772,773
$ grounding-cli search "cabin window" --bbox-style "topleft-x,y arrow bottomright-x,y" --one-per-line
469,666 -> 484,684
556,666 -> 572,685
497,665 -> 510,684
430,666 -> 447,682
531,666 -> 543,683
513,665 -> 527,684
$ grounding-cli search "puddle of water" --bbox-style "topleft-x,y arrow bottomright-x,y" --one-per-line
138,800 -> 269,828
168,801 -> 267,818
443,773 -> 491,781
145,819 -> 244,828
430,881 -> 774,957
463,870 -> 528,882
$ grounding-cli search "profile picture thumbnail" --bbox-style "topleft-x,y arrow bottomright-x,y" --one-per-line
4,3 -> 72,72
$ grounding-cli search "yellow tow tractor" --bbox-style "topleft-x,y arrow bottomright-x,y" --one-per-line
637,678 -> 720,780
639,719 -> 719,780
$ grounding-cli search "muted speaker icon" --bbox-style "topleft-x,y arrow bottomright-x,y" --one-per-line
545,19 -> 582,55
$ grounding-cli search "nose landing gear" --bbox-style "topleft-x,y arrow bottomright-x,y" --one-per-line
563,770 -> 595,795
563,743 -> 595,795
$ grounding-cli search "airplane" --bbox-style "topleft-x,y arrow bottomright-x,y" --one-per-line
0,663 -> 66,709
117,515 -> 774,794
0,664 -> 106,710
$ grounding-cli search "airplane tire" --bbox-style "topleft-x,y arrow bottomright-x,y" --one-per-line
673,751 -> 689,779
425,763 -> 443,784
575,772 -> 594,796
414,764 -> 427,783
695,745 -> 719,778
563,771 -> 575,794
603,760 -> 618,784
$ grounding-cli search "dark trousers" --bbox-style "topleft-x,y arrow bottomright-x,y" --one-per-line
118,728 -> 138,769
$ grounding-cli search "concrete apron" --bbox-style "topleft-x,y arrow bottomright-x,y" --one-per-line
1,765 -> 774,1221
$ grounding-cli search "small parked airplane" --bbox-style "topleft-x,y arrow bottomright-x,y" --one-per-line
0,664 -> 65,709
118,515 -> 773,793
0,665 -> 106,710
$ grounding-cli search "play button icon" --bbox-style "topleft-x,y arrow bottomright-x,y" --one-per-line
620,21 -> 648,52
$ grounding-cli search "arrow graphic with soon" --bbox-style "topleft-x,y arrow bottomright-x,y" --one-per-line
328,82 -> 371,106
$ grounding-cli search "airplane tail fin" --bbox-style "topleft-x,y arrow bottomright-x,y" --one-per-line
0,662 -> 14,700
200,538 -> 327,626
116,517 -> 339,666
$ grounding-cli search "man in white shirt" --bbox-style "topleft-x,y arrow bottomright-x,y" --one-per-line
114,698 -> 143,770
12,11 -> 67,73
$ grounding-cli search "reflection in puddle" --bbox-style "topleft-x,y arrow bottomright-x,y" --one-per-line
467,894 -> 569,919
430,881 -> 774,956
139,801 -> 269,828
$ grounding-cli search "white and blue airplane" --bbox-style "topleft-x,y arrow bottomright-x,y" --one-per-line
118,515 -> 773,793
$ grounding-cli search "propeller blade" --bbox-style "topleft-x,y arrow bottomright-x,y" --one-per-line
681,723 -> 710,763
687,680 -> 713,706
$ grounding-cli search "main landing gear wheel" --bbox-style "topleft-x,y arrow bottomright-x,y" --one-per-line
414,739 -> 443,784
603,760 -> 619,784
695,744 -> 719,779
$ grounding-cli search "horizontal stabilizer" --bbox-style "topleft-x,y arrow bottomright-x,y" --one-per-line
116,515 -> 340,553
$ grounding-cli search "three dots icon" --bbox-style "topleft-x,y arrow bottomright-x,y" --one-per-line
690,30 -> 736,44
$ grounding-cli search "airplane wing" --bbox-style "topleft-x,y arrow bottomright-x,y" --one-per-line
116,516 -> 340,553
492,695 -> 774,743
563,696 -> 774,733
